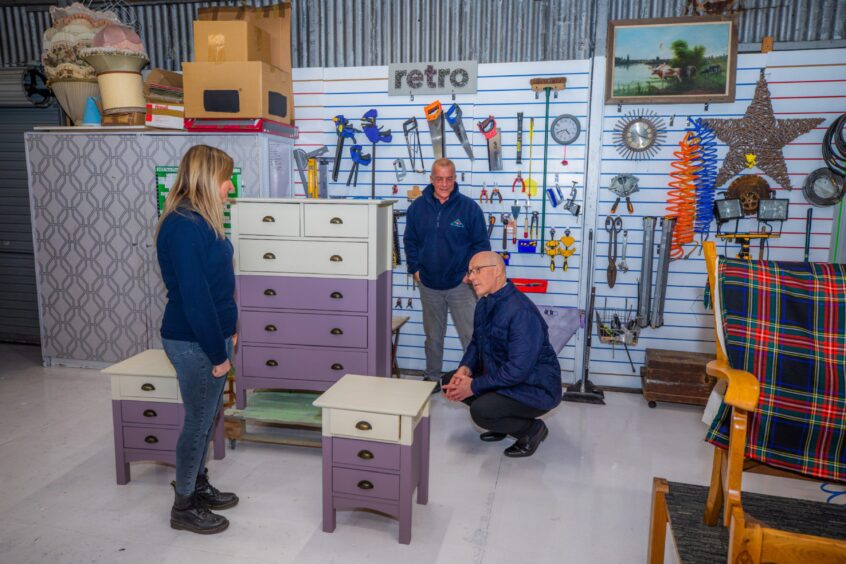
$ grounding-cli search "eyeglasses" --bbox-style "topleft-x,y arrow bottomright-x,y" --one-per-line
466,264 -> 497,277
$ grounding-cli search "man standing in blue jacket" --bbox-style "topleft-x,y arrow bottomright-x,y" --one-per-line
404,158 -> 490,387
443,251 -> 562,458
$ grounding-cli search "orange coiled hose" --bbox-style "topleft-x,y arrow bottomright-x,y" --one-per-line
666,131 -> 699,259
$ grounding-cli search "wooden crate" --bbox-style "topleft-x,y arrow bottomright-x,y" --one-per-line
641,348 -> 717,408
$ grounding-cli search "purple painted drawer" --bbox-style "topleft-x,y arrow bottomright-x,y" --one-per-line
332,437 -> 400,471
123,426 -> 180,451
333,467 -> 399,501
121,401 -> 181,426
240,345 -> 368,381
241,311 -> 368,348
238,275 -> 368,313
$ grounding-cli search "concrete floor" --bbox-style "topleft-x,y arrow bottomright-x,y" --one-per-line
0,343 -> 830,564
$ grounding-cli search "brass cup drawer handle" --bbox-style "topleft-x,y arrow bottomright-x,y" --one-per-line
357,450 -> 374,460
357,480 -> 374,490
144,435 -> 159,444
331,363 -> 344,371
263,252 -> 276,260
264,289 -> 277,296
266,359 -> 278,367
330,291 -> 343,299
355,420 -> 372,431
330,217 -> 344,225
141,383 -> 156,392
330,255 -> 343,262
262,216 -> 275,223
330,328 -> 343,335
265,324 -> 277,332
142,409 -> 157,418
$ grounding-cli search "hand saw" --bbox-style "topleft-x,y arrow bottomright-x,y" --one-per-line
445,103 -> 474,161
402,117 -> 425,173
476,115 -> 503,171
424,100 -> 445,160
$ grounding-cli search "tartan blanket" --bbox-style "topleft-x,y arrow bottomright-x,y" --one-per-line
705,257 -> 846,483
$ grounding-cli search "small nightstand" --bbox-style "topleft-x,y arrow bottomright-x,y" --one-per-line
104,349 -> 225,485
313,374 -> 435,544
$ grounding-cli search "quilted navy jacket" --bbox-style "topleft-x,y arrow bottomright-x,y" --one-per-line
460,281 -> 562,411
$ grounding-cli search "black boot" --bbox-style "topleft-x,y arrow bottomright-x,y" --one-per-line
195,468 -> 239,510
170,493 -> 229,534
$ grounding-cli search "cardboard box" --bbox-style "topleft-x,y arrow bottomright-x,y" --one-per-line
183,61 -> 294,124
143,69 -> 183,104
193,20 -> 271,64
198,3 -> 291,71
145,103 -> 185,130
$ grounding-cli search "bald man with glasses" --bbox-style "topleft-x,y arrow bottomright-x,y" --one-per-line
442,251 -> 561,458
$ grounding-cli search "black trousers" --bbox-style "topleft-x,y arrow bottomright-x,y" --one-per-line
463,392 -> 548,439
440,371 -> 549,439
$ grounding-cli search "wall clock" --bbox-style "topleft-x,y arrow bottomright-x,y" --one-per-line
613,109 -> 666,160
550,114 -> 581,145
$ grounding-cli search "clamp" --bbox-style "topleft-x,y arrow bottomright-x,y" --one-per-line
331,115 -> 358,182
489,182 -> 503,203
346,144 -> 371,187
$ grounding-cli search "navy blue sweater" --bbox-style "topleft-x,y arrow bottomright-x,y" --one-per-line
403,184 -> 490,290
461,281 -> 562,411
157,209 -> 237,365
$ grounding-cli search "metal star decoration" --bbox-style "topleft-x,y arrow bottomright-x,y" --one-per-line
706,69 -> 823,190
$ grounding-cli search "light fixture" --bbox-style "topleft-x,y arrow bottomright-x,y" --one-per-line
714,198 -> 743,223
757,199 -> 789,222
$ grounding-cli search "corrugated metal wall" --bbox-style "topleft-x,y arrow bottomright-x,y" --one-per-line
2,0 -> 844,69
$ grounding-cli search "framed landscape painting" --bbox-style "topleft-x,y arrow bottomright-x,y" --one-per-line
605,16 -> 737,105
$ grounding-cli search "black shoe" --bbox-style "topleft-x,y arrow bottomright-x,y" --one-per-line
480,431 -> 507,442
170,493 -> 229,534
503,421 -> 548,458
195,468 -> 239,510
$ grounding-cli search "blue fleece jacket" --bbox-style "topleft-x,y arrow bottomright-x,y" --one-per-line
403,184 -> 490,290
157,209 -> 237,365
460,280 -> 562,411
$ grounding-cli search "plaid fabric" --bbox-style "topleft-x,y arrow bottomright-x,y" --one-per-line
705,257 -> 846,483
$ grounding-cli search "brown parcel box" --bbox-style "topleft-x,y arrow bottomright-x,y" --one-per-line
144,68 -> 183,104
183,61 -> 294,124
198,3 -> 291,71
193,20 -> 271,64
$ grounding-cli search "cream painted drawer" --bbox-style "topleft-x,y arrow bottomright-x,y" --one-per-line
329,409 -> 400,442
238,239 -> 368,276
304,204 -> 369,238
237,202 -> 300,237
116,375 -> 179,401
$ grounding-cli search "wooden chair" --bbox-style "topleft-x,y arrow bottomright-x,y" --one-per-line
649,241 -> 846,564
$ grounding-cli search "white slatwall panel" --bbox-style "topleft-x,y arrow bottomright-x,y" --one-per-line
292,60 -> 592,378
292,48 -> 843,387
590,50 -> 843,386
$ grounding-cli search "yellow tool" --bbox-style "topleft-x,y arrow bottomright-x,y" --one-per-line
526,118 -> 538,197
559,230 -> 576,271
545,240 -> 560,271
307,158 -> 318,199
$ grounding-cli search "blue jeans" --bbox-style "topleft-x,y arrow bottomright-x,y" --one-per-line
163,337 -> 233,496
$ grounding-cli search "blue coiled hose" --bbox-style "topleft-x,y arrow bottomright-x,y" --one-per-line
688,118 -> 718,235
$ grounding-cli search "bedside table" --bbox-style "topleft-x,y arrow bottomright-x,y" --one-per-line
313,374 -> 436,544
103,349 -> 225,485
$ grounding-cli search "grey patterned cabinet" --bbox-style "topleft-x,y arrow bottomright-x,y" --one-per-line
25,131 -> 294,367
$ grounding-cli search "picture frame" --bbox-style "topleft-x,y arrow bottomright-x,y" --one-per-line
605,16 -> 738,105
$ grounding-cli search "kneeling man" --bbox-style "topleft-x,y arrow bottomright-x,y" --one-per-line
442,251 -> 562,457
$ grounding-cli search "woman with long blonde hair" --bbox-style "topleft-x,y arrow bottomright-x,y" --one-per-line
156,144 -> 238,534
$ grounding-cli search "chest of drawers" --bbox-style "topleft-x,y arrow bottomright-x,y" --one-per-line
230,199 -> 394,409
313,374 -> 435,544
104,349 -> 225,485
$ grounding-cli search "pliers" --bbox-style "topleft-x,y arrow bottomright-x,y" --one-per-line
512,172 -> 525,193
478,181 -> 489,204
490,182 -> 503,203
529,211 -> 539,239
